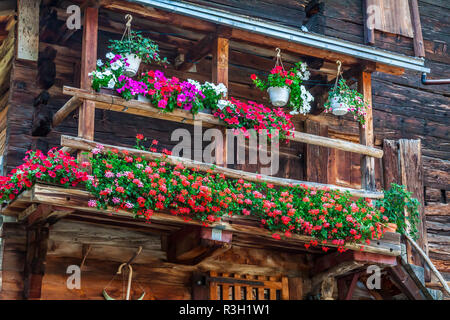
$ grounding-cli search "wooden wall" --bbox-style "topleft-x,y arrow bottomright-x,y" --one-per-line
1,219 -> 310,300
0,0 -> 448,296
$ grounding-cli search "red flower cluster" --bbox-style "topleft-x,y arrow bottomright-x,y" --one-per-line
213,97 -> 295,141
0,148 -> 88,202
85,136 -> 386,251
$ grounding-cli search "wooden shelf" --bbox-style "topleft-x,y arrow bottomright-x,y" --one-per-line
61,86 -> 384,158
1,183 -> 401,257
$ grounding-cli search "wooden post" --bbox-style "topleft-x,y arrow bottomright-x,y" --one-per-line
409,0 -> 426,57
362,0 -> 375,45
305,120 -> 328,183
399,140 -> 428,265
212,35 -> 229,167
23,225 -> 49,299
358,71 -> 376,191
78,7 -> 98,163
382,139 -> 430,281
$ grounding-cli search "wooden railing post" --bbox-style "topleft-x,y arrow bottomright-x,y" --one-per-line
212,34 -> 229,167
77,7 -> 98,164
358,71 -> 376,191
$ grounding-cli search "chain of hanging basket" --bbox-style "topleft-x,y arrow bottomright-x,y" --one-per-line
121,14 -> 133,52
274,47 -> 286,73
333,60 -> 343,91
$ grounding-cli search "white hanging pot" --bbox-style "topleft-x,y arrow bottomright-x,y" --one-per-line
267,86 -> 290,107
330,95 -> 349,116
124,53 -> 141,77
137,94 -> 151,103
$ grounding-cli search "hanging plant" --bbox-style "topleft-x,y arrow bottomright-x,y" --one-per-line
89,52 -> 127,92
251,48 -> 313,114
108,15 -> 168,77
324,61 -> 370,126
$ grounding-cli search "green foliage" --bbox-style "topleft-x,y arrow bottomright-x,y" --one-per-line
324,78 -> 370,126
376,183 -> 421,239
108,30 -> 168,65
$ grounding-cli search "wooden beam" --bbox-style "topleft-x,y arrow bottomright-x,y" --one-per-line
52,96 -> 81,128
305,120 -> 328,184
362,0 -> 375,45
344,272 -> 360,300
409,0 -> 426,57
20,184 -> 400,255
62,86 -> 384,158
358,71 -> 376,191
23,225 -> 49,299
399,140 -> 428,267
60,134 -> 384,199
212,36 -> 229,167
78,7 -> 98,163
177,34 -> 215,71
17,0 -> 40,61
166,226 -> 232,265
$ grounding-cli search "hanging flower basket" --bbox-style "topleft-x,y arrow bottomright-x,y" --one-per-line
124,53 -> 142,77
330,95 -> 349,116
108,14 -> 167,78
251,48 -> 313,114
324,61 -> 370,126
267,86 -> 290,107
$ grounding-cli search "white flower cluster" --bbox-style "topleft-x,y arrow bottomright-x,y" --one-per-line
296,62 -> 311,81
217,99 -> 232,110
89,52 -> 125,89
202,81 -> 228,96
290,85 -> 314,115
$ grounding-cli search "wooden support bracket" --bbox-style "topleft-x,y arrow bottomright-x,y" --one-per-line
166,226 -> 232,265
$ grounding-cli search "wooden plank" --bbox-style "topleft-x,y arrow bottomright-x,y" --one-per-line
382,140 -> 400,189
25,184 -> 400,255
409,0 -> 426,57
399,139 -> 428,264
358,71 -> 376,191
60,134 -> 384,199
366,0 -> 414,38
78,7 -> 98,163
288,277 -> 303,300
425,203 -> 450,216
212,36 -> 229,168
17,0 -> 39,61
52,96 -> 82,128
305,120 -> 328,183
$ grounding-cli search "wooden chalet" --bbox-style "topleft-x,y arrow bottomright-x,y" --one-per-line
0,0 -> 448,300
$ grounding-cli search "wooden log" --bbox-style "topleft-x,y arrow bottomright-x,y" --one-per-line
62,86 -> 384,158
78,7 -> 98,163
52,96 -> 81,128
60,134 -> 384,199
358,71 -> 376,191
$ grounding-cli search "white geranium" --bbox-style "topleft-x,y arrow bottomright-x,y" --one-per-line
217,99 -> 229,110
103,69 -> 112,76
106,52 -> 115,60
107,78 -> 116,89
215,83 -> 228,96
97,59 -> 104,67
